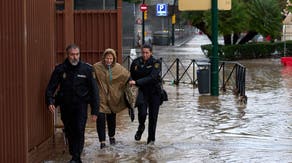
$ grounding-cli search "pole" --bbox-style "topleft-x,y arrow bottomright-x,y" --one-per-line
142,0 -> 145,45
211,0 -> 219,96
284,25 -> 286,56
171,0 -> 177,46
172,23 -> 174,46
175,58 -> 179,84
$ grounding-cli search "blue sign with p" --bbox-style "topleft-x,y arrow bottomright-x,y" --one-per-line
156,4 -> 168,16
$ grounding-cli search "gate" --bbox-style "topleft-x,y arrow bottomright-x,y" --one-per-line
55,0 -> 122,65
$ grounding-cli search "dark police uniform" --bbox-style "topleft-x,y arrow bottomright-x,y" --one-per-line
45,59 -> 99,161
130,56 -> 162,143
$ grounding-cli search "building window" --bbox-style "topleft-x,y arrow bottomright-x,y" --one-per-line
74,0 -> 116,10
55,0 -> 64,10
55,0 -> 116,11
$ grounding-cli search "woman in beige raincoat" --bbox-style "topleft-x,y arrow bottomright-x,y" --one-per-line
93,48 -> 130,149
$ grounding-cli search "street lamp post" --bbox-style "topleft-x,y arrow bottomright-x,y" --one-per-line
211,0 -> 219,96
171,0 -> 177,46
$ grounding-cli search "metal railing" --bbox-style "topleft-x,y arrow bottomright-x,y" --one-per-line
219,61 -> 247,103
122,56 -> 247,103
122,55 -> 133,70
161,58 -> 197,85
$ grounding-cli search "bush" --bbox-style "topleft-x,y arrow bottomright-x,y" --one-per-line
201,41 -> 292,60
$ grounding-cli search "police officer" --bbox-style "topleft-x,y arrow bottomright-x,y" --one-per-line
45,44 -> 99,163
129,44 -> 162,144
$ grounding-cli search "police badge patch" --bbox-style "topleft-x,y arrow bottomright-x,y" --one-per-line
154,63 -> 160,69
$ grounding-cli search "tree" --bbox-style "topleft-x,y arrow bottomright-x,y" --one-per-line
241,0 -> 282,43
181,0 -> 285,45
207,0 -> 249,44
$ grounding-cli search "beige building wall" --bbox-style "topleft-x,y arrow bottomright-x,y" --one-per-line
283,13 -> 292,41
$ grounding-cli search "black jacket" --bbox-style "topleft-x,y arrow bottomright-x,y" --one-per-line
130,56 -> 162,96
45,59 -> 99,115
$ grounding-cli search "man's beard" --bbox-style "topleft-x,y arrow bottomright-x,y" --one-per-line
69,59 -> 79,66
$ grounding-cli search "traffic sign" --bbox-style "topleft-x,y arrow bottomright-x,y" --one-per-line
156,4 -> 168,16
140,4 -> 148,12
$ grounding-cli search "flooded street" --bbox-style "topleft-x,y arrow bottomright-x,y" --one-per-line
46,35 -> 292,162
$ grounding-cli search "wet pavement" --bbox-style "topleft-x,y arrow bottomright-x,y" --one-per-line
44,35 -> 292,163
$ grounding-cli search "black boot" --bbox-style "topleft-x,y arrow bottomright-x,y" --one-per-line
147,139 -> 155,145
69,156 -> 82,163
100,142 -> 106,149
109,137 -> 116,145
134,124 -> 145,141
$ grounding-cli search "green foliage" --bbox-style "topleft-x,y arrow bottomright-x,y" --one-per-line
219,0 -> 249,35
286,0 -> 292,13
201,41 -> 292,60
247,0 -> 282,39
288,6 -> 292,12
204,0 -> 249,35
181,0 -> 284,44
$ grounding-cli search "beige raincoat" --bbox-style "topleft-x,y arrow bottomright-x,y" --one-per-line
93,49 -> 130,113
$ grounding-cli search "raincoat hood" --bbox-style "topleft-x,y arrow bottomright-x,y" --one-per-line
102,48 -> 117,67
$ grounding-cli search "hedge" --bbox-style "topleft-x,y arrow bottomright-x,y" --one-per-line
201,41 -> 292,60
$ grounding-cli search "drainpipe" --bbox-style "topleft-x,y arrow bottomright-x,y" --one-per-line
64,0 -> 74,58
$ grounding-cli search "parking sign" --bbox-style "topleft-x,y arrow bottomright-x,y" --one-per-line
156,4 -> 168,16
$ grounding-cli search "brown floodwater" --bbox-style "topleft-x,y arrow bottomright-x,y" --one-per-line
44,36 -> 292,163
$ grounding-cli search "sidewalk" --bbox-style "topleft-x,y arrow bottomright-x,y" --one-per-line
42,34 -> 209,163
122,34 -> 197,57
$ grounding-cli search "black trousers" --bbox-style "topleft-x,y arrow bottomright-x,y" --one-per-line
137,93 -> 160,142
96,112 -> 116,142
60,103 -> 88,160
